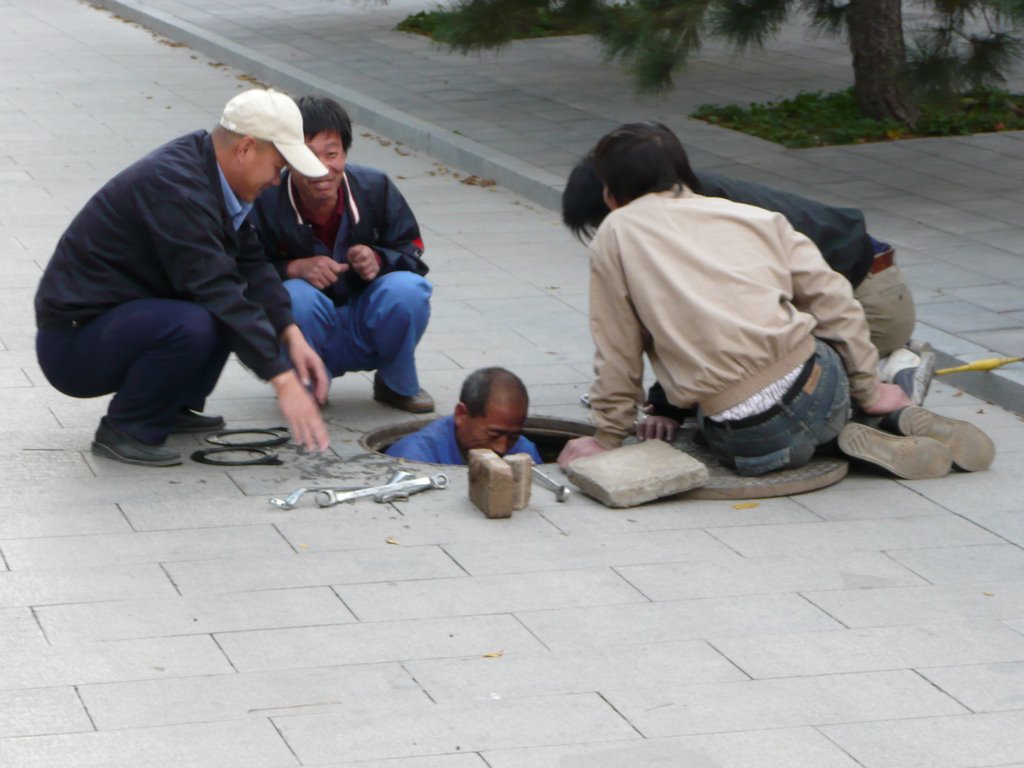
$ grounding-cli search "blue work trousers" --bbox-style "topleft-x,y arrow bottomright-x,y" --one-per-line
286,272 -> 431,396
36,299 -> 229,444
698,339 -> 851,476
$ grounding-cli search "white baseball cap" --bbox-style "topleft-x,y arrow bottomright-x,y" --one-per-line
219,89 -> 328,178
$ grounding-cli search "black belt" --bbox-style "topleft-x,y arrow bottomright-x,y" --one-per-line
707,353 -> 818,430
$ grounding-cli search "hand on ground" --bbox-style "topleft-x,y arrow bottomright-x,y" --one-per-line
636,415 -> 680,442
557,435 -> 609,468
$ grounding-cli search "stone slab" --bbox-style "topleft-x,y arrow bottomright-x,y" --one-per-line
919,660 -> 1024,712
468,449 -> 515,519
565,440 -> 709,508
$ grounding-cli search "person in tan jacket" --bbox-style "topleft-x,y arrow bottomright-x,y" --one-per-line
557,122 -> 992,479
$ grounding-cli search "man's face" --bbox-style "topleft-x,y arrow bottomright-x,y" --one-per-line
291,131 -> 346,205
235,139 -> 286,202
454,396 -> 528,458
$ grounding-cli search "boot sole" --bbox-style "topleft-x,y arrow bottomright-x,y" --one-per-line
912,349 -> 936,405
838,423 -> 951,480
91,440 -> 182,467
896,406 -> 995,472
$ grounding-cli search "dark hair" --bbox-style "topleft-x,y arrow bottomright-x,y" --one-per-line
593,122 -> 700,206
295,95 -> 353,152
459,367 -> 529,417
561,153 -> 610,242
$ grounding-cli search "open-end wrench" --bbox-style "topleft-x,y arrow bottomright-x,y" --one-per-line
316,473 -> 449,507
270,471 -> 416,510
531,466 -> 571,502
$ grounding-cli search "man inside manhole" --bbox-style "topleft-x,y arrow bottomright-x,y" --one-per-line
386,367 -> 543,465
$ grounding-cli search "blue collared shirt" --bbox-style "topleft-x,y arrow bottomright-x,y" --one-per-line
217,166 -> 252,231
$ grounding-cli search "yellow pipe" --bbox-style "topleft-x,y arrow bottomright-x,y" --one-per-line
936,356 -> 1024,375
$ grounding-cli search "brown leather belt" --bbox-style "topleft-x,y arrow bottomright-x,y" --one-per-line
869,247 -> 894,274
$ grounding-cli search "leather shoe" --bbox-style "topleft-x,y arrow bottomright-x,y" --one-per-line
171,407 -> 225,433
373,373 -> 435,413
92,419 -> 182,467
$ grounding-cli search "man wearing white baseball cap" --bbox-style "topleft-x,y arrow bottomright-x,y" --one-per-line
35,89 -> 333,466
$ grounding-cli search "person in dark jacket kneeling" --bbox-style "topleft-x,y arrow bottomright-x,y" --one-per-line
252,96 -> 434,415
34,89 -> 332,466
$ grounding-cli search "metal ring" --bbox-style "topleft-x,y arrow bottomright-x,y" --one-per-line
205,427 -> 289,448
190,447 -> 283,466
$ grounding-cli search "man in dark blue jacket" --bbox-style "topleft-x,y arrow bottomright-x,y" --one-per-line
252,96 -> 434,414
35,89 -> 332,466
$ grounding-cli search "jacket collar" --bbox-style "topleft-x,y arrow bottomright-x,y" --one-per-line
285,169 -> 360,227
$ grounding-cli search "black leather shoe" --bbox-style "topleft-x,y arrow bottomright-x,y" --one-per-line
373,373 -> 435,413
92,419 -> 182,467
171,407 -> 225,433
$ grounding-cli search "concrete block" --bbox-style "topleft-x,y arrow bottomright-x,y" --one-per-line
468,449 -> 515,519
564,440 -> 708,508
503,452 -> 533,510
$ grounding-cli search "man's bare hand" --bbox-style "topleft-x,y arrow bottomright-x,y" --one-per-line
270,371 -> 330,452
636,415 -> 680,442
286,256 -> 346,290
281,324 -> 330,405
861,382 -> 914,415
557,436 -> 610,468
346,244 -> 381,281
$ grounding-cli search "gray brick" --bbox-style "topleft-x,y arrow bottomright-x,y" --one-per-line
919,661 -> 1024,712
605,670 -> 965,737
217,614 -> 546,672
79,663 -> 424,730
822,710 -> 1024,768
712,622 -> 1024,678
0,564 -> 177,608
275,693 -> 638,763
0,687 -> 90,738
36,587 -> 353,643
887,544 -> 1024,584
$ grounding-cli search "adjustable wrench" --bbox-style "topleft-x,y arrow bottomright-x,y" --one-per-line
531,466 -> 571,502
316,473 -> 449,507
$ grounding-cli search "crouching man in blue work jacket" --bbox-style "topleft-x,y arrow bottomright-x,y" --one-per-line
34,89 -> 332,467
252,95 -> 434,414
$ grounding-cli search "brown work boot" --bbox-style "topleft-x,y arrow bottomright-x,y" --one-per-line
883,406 -> 995,472
838,423 -> 952,480
373,373 -> 435,413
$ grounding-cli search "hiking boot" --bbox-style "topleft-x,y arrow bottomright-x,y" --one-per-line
170,407 -> 225,434
838,422 -> 952,480
373,373 -> 435,413
882,406 -> 995,472
92,419 -> 182,467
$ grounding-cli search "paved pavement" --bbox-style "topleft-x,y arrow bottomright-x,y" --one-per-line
1,0 -> 1023,766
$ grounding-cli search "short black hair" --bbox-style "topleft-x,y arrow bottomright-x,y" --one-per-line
561,153 -> 609,243
295,95 -> 353,152
593,122 -> 700,206
459,367 -> 529,418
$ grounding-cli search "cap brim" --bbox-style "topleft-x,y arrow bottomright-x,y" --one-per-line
276,141 -> 329,178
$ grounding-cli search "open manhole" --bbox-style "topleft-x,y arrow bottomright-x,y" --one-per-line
361,415 -> 594,465
362,416 -> 847,499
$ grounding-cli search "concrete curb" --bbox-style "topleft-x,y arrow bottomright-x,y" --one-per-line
89,0 -> 1024,417
92,0 -> 565,210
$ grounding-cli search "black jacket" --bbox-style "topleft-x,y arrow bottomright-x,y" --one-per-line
251,163 -> 428,305
35,131 -> 293,381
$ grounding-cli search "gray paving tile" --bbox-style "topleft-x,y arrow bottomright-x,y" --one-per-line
822,710 -> 1024,768
0,687 -> 89,738
0,608 -> 47,652
78,663 -> 424,729
888,544 -> 1024,584
315,758 -> 487,768
707,516 -> 1001,557
790,480 -> 951,520
274,693 -> 637,763
920,660 -> 1024,712
337,568 -> 647,621
605,670 -> 965,737
0,719 -> 298,768
482,728 -> 862,767
216,614 -> 546,672
518,594 -> 840,649
711,622 -> 1024,677
0,564 -> 177,608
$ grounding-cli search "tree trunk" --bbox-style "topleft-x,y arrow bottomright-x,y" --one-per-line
846,0 -> 919,125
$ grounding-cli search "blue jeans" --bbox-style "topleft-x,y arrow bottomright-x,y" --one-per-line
286,272 -> 432,396
36,299 -> 230,444
698,340 -> 851,476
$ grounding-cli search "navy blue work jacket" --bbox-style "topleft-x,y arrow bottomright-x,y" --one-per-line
34,130 -> 293,381
251,164 -> 428,306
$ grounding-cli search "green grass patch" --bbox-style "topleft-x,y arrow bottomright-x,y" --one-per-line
396,7 -> 601,40
691,87 -> 1024,147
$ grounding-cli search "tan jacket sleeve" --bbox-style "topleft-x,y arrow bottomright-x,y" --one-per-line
588,227 -> 647,448
780,216 -> 881,408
